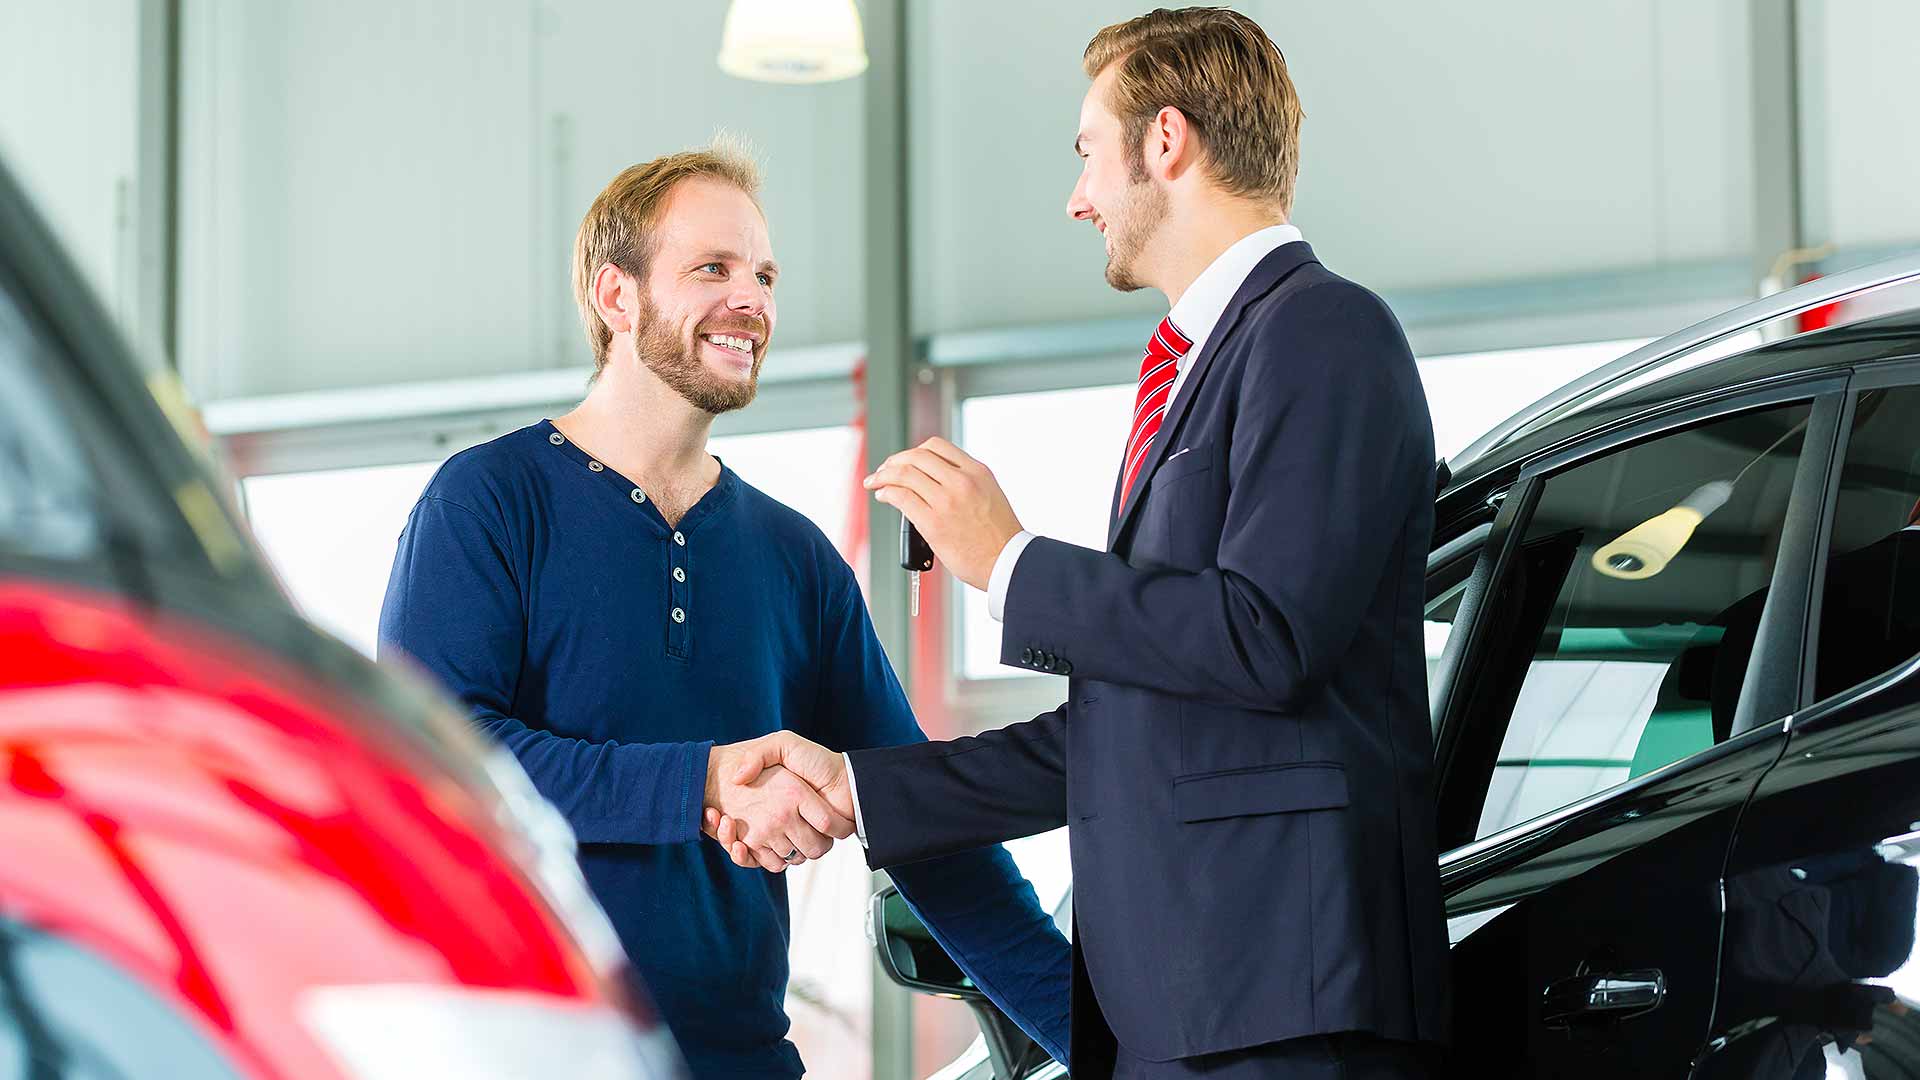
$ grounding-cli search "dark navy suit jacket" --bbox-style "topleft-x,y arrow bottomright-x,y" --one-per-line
849,243 -> 1451,1070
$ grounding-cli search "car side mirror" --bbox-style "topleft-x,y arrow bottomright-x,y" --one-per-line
868,882 -> 983,999
869,884 -> 1058,1079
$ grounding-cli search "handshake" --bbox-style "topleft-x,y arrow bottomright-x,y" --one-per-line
700,731 -> 856,872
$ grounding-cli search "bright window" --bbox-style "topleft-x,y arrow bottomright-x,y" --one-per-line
240,426 -> 858,656
953,339 -> 1647,682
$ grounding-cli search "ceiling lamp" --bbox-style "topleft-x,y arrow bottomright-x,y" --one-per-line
718,0 -> 869,84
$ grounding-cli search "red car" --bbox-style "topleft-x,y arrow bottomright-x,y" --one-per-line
0,160 -> 682,1076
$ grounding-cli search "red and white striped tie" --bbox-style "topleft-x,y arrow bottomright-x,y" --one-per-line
1120,316 -> 1193,508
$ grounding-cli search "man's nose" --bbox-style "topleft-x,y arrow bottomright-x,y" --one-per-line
1066,174 -> 1093,221
726,283 -> 765,316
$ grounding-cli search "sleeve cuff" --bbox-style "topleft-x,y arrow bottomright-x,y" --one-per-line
844,752 -> 868,848
987,530 -> 1038,623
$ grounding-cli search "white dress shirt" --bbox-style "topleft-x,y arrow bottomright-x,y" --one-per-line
986,223 -> 1305,621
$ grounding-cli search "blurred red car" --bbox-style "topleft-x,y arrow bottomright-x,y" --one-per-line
0,157 -> 683,1078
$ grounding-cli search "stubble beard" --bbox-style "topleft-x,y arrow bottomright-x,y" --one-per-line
1103,170 -> 1168,293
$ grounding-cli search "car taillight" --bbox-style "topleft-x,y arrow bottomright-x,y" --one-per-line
298,985 -> 685,1080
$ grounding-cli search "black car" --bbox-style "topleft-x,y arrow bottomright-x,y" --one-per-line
878,255 -> 1920,1080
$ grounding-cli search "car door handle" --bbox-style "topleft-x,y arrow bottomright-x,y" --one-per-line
1540,968 -> 1665,1026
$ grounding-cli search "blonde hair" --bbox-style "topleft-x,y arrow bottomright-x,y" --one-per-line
1084,7 -> 1304,213
572,136 -> 763,372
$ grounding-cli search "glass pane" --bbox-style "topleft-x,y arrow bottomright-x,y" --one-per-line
1813,388 -> 1920,702
957,384 -> 1132,680
241,461 -> 441,655
0,307 -> 101,563
1477,402 -> 1813,840
709,426 -> 858,557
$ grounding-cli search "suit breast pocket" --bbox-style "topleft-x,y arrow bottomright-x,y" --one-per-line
1151,441 -> 1222,569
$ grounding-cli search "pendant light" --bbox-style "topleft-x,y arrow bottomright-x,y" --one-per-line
717,0 -> 869,85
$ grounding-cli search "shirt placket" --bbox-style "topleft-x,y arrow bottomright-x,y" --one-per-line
667,524 -> 691,659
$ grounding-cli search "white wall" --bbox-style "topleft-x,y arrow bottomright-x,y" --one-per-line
1801,0 -> 1920,252
177,0 -> 864,401
0,1 -> 142,329
910,0 -> 1756,336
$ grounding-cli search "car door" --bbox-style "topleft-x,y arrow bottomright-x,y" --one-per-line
1435,380 -> 1847,1076
1704,371 -> 1920,1080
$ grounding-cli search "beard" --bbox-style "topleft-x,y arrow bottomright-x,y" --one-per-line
1102,171 -> 1168,293
633,296 -> 766,415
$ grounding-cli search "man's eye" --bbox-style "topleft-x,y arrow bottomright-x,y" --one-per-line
701,263 -> 724,275
757,273 -> 774,287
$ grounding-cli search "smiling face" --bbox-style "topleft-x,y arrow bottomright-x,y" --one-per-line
632,176 -> 779,415
1066,65 -> 1169,293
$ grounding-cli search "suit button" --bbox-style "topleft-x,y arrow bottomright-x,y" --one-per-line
1021,648 -> 1034,664
1058,660 -> 1073,675
1042,656 -> 1055,672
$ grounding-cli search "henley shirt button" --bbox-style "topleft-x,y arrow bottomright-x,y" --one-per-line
589,461 -> 604,472
672,607 -> 686,623
673,567 -> 686,582
673,531 -> 686,546
548,432 -> 565,445
630,488 -> 646,504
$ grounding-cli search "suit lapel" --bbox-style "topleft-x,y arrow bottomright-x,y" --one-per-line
1108,241 -> 1319,550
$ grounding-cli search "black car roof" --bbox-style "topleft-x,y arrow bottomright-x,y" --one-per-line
1448,306 -> 1920,497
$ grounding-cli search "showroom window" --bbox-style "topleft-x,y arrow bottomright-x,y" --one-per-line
952,338 -> 1647,684
239,425 -> 859,657
1472,401 -> 1813,840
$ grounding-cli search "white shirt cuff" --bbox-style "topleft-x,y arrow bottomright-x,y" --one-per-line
987,530 -> 1038,622
843,752 -> 868,848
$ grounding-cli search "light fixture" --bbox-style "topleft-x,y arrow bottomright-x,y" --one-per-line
1591,416 -> 1811,581
717,0 -> 869,85
1592,481 -> 1733,580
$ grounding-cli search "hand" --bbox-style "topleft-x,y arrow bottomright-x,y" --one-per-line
863,437 -> 1022,591
704,731 -> 854,871
703,735 -> 855,873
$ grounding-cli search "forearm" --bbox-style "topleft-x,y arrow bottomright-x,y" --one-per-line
848,708 -> 1069,869
475,711 -> 712,846
890,845 -> 1072,1066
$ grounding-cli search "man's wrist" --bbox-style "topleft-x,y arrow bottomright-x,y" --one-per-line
843,752 -> 868,848
987,530 -> 1038,622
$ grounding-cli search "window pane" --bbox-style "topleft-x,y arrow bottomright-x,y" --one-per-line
1476,402 -> 1813,840
1814,388 -> 1920,702
241,461 -> 441,655
958,385 -> 1132,680
952,341 -> 1648,682
0,311 -> 101,563
709,426 -> 857,555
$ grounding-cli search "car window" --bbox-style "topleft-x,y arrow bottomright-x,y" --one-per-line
1811,387 -> 1920,702
0,917 -> 245,1079
1472,402 -> 1813,840
0,286 -> 102,562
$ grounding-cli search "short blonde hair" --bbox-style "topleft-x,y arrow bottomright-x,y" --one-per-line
572,137 -> 762,372
1084,7 -> 1304,213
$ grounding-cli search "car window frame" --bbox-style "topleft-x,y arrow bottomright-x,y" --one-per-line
1430,373 -> 1851,852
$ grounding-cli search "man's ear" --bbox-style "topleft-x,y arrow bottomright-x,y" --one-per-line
1152,105 -> 1196,182
591,262 -> 638,337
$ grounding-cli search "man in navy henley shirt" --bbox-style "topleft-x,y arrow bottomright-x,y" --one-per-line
378,145 -> 1070,1077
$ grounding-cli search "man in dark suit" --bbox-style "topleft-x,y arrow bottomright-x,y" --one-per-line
714,8 -> 1449,1077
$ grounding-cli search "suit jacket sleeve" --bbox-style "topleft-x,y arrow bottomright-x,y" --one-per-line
846,705 -> 1068,869
1002,281 -> 1431,711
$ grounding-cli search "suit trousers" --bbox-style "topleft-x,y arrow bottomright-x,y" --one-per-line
1111,1032 -> 1434,1080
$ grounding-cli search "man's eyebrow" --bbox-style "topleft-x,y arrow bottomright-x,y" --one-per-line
693,249 -> 746,265
758,259 -> 781,276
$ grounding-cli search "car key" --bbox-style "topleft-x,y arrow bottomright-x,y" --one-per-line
900,515 -> 933,616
